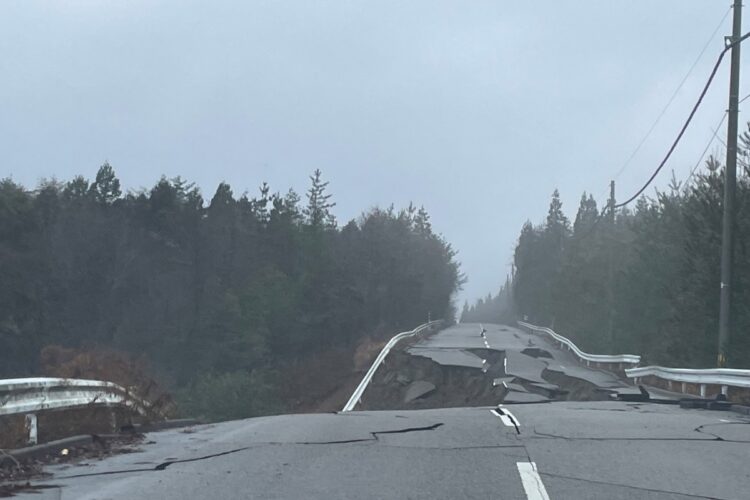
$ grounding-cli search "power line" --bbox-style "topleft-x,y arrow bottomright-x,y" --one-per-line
580,90 -> 749,238
715,132 -> 729,149
614,30 -> 750,209
611,7 -> 731,182
685,90 -> 750,187
683,111 -> 728,190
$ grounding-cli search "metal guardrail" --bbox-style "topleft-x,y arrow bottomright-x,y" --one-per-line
518,321 -> 750,401
517,321 -> 641,365
342,320 -> 443,412
626,366 -> 750,390
0,377 -> 149,445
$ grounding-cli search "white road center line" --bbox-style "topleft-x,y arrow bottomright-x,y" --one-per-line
496,413 -> 515,427
502,408 -> 520,428
491,407 -> 520,429
516,462 -> 550,500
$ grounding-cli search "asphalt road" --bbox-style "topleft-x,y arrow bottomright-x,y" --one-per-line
410,322 -> 628,390
15,323 -> 750,499
362,322 -> 636,409
22,403 -> 750,500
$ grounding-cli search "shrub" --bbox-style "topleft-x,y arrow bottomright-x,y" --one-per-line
176,369 -> 283,422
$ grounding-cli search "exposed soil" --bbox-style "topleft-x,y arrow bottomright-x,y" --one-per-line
284,331 -> 411,413
281,346 -> 357,413
360,347 -> 617,411
541,369 -> 613,402
360,350 -> 511,411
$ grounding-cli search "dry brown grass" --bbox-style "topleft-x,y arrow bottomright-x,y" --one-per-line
38,345 -> 174,419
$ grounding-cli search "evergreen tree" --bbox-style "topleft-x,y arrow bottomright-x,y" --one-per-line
0,168 -> 464,420
304,169 -> 336,229
89,162 -> 122,205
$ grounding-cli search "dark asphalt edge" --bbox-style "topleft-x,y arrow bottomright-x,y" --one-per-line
1,419 -> 203,469
132,418 -> 203,433
1,435 -> 94,468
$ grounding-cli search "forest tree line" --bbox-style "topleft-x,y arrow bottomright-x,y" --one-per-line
0,165 -> 462,419
465,142 -> 750,368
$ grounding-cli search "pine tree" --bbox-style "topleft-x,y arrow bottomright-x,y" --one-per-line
304,169 -> 336,229
89,162 -> 122,205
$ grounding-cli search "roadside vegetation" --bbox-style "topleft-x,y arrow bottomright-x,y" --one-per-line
464,145 -> 750,369
0,166 -> 463,421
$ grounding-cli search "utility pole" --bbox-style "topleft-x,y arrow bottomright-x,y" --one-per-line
607,180 -> 615,350
718,0 -> 743,367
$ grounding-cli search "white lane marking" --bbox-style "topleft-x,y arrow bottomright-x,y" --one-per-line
502,408 -> 520,429
495,412 -> 516,428
516,462 -> 550,500
491,407 -> 520,430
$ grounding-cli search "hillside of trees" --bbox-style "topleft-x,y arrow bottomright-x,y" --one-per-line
503,151 -> 750,368
0,165 -> 462,420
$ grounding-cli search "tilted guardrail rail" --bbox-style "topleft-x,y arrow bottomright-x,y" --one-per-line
517,321 -> 750,404
0,377 -> 151,447
342,320 -> 444,412
626,366 -> 750,403
517,321 -> 641,372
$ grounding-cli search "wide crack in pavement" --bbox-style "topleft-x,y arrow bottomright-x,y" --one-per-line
46,423 -> 448,481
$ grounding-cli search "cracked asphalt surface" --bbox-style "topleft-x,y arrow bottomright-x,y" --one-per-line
10,323 -> 750,499
16,403 -> 750,499
361,322 -> 637,410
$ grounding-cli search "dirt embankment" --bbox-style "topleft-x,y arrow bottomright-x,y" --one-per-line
359,350 -> 508,411
281,335 -> 390,413
360,347 -> 613,411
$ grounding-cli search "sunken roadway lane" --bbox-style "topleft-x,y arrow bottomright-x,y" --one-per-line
10,322 -> 750,499
358,322 -> 634,410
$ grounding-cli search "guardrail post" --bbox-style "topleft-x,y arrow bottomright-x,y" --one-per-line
25,413 -> 38,445
700,384 -> 706,397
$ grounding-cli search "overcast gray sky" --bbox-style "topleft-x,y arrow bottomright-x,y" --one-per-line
2,1 -> 747,305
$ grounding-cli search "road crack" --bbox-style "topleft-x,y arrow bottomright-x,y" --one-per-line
52,423 -> 446,479
538,470 -> 729,499
531,427 -> 750,443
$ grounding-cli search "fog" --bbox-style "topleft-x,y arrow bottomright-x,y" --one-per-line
1,0 -> 744,304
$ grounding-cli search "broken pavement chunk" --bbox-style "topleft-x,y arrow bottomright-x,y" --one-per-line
404,381 -> 436,403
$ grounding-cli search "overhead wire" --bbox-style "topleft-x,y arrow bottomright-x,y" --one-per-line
610,6 -> 732,182
571,16 -> 745,241
682,111 -> 727,191
679,91 -> 750,193
613,30 -> 750,209
582,88 -> 750,236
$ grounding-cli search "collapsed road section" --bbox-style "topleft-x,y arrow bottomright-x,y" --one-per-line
358,323 -> 635,410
